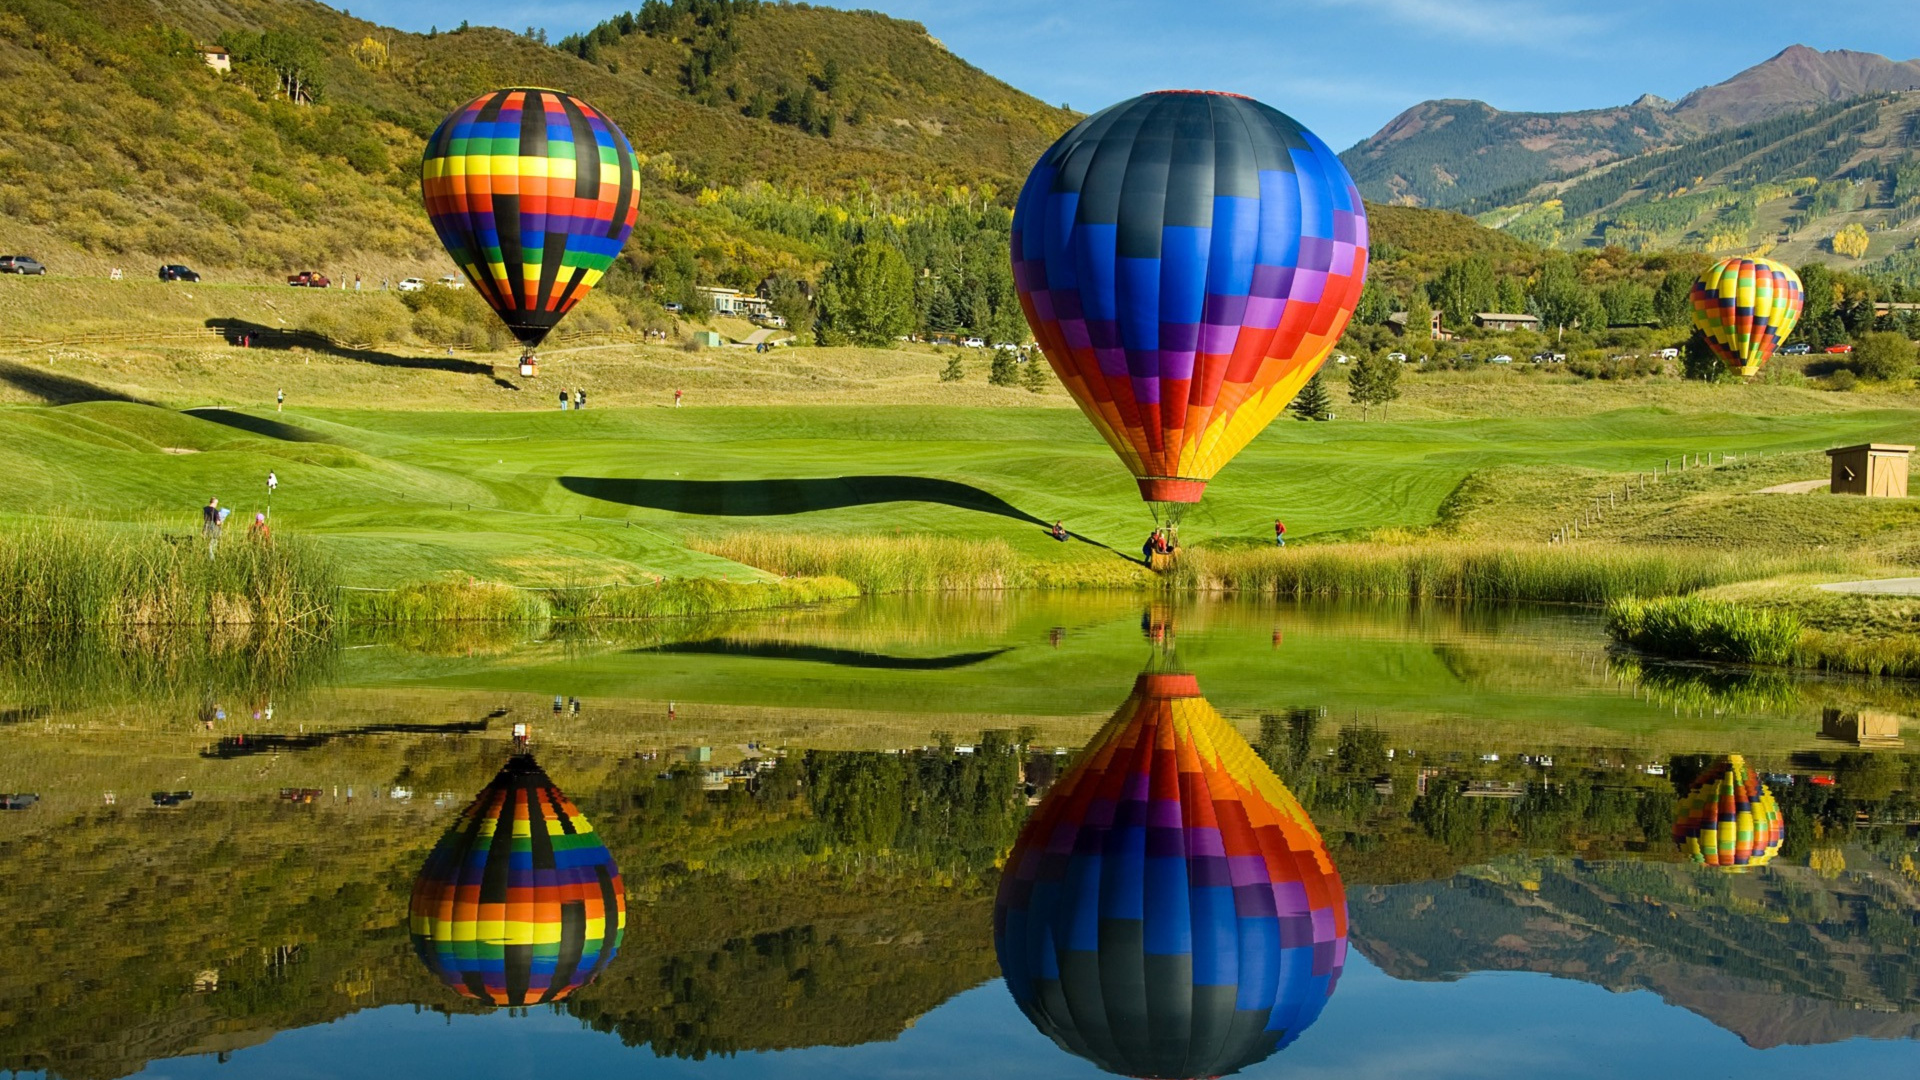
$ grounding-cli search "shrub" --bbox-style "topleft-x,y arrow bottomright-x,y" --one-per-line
1851,331 -> 1916,381
1605,595 -> 1802,665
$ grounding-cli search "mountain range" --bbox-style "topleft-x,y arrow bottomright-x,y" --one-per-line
1344,45 -> 1920,210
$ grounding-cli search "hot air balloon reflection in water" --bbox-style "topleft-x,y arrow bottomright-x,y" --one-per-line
1012,91 -> 1368,512
421,88 -> 642,375
1672,754 -> 1786,869
410,755 -> 626,1005
995,670 -> 1347,1078
1688,256 -> 1804,378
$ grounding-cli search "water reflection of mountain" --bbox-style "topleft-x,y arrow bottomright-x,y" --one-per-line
1351,856 -> 1920,1048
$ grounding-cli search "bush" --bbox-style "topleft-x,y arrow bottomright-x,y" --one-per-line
1827,369 -> 1858,392
1605,595 -> 1802,665
1851,331 -> 1916,381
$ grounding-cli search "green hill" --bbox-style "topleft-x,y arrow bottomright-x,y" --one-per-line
0,0 -> 1074,292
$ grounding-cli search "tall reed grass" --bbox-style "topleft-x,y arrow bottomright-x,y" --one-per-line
0,625 -> 337,709
336,574 -> 858,622
1794,630 -> 1920,679
694,532 -> 1032,592
1173,543 -> 1853,605
0,520 -> 338,627
1605,596 -> 1803,665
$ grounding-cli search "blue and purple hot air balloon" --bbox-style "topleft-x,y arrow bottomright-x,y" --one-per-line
1012,91 -> 1369,504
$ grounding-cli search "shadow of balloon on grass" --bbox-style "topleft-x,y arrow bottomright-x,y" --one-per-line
560,474 -> 1049,524
0,359 -> 149,406
635,638 -> 1011,670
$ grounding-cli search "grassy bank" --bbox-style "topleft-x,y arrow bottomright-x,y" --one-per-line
1169,542 -> 1860,605
694,531 -> 1148,591
0,520 -> 338,627
1606,584 -> 1920,678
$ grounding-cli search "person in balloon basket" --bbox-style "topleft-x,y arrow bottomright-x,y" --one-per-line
1274,518 -> 1286,547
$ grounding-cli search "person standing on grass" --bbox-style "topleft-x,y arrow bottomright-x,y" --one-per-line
559,389 -> 569,410
276,388 -> 284,412
1274,518 -> 1286,547
203,497 -> 222,557
674,388 -> 683,407
575,388 -> 585,410
249,512 -> 270,541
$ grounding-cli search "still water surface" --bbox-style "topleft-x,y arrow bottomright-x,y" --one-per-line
2,595 -> 1918,1078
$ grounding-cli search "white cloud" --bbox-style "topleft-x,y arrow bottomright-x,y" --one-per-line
1305,0 -> 1607,45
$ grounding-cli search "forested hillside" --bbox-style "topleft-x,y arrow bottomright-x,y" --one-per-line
1468,91 -> 1920,274
1343,44 -> 1920,273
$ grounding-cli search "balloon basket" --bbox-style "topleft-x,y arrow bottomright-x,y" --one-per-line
519,360 -> 538,378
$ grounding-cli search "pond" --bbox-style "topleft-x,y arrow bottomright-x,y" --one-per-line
1,594 -> 1918,1079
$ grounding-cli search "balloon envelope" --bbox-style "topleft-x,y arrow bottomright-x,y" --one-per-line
1672,754 -> 1785,869
410,755 -> 626,1005
1688,256 -> 1803,377
995,671 -> 1347,1078
1012,91 -> 1369,503
421,88 -> 641,350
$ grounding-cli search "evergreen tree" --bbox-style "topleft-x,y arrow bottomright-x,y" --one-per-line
939,353 -> 965,382
1289,372 -> 1332,420
988,349 -> 1018,386
1021,354 -> 1049,393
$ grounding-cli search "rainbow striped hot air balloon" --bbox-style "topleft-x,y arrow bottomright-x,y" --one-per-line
995,671 -> 1347,1078
1012,91 -> 1368,505
1672,754 -> 1785,869
410,755 -> 626,1005
1688,255 -> 1804,377
421,88 -> 641,356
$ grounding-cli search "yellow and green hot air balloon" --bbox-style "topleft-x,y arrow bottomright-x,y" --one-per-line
1688,255 -> 1804,377
1671,754 -> 1785,869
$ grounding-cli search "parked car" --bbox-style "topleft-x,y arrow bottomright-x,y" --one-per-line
1781,342 -> 1812,355
0,255 -> 47,275
287,270 -> 329,288
1387,351 -> 1407,363
437,274 -> 465,289
754,313 -> 788,329
397,277 -> 426,292
1330,352 -> 1349,364
962,337 -> 986,348
1488,353 -> 1513,364
1458,353 -> 1476,363
1656,347 -> 1680,359
663,301 -> 683,313
1824,343 -> 1854,354
1529,352 -> 1553,363
158,264 -> 201,282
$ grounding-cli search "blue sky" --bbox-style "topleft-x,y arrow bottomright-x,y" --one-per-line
340,0 -> 1920,148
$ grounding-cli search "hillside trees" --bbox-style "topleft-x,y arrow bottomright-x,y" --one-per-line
1531,255 -> 1606,333
816,242 -> 914,346
1429,256 -> 1497,322
1654,269 -> 1695,328
218,30 -> 326,104
1346,352 -> 1402,420
1832,223 -> 1872,259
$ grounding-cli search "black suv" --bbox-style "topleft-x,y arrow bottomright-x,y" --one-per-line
158,264 -> 201,282
0,256 -> 46,275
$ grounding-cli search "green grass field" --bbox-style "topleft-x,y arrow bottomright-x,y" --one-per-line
4,277 -> 1920,590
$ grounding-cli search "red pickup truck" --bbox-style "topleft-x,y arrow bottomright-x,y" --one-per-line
287,271 -> 330,288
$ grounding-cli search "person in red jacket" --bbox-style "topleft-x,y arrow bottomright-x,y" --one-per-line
1275,518 -> 1287,547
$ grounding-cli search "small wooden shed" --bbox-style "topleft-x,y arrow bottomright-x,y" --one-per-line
1827,443 -> 1912,497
